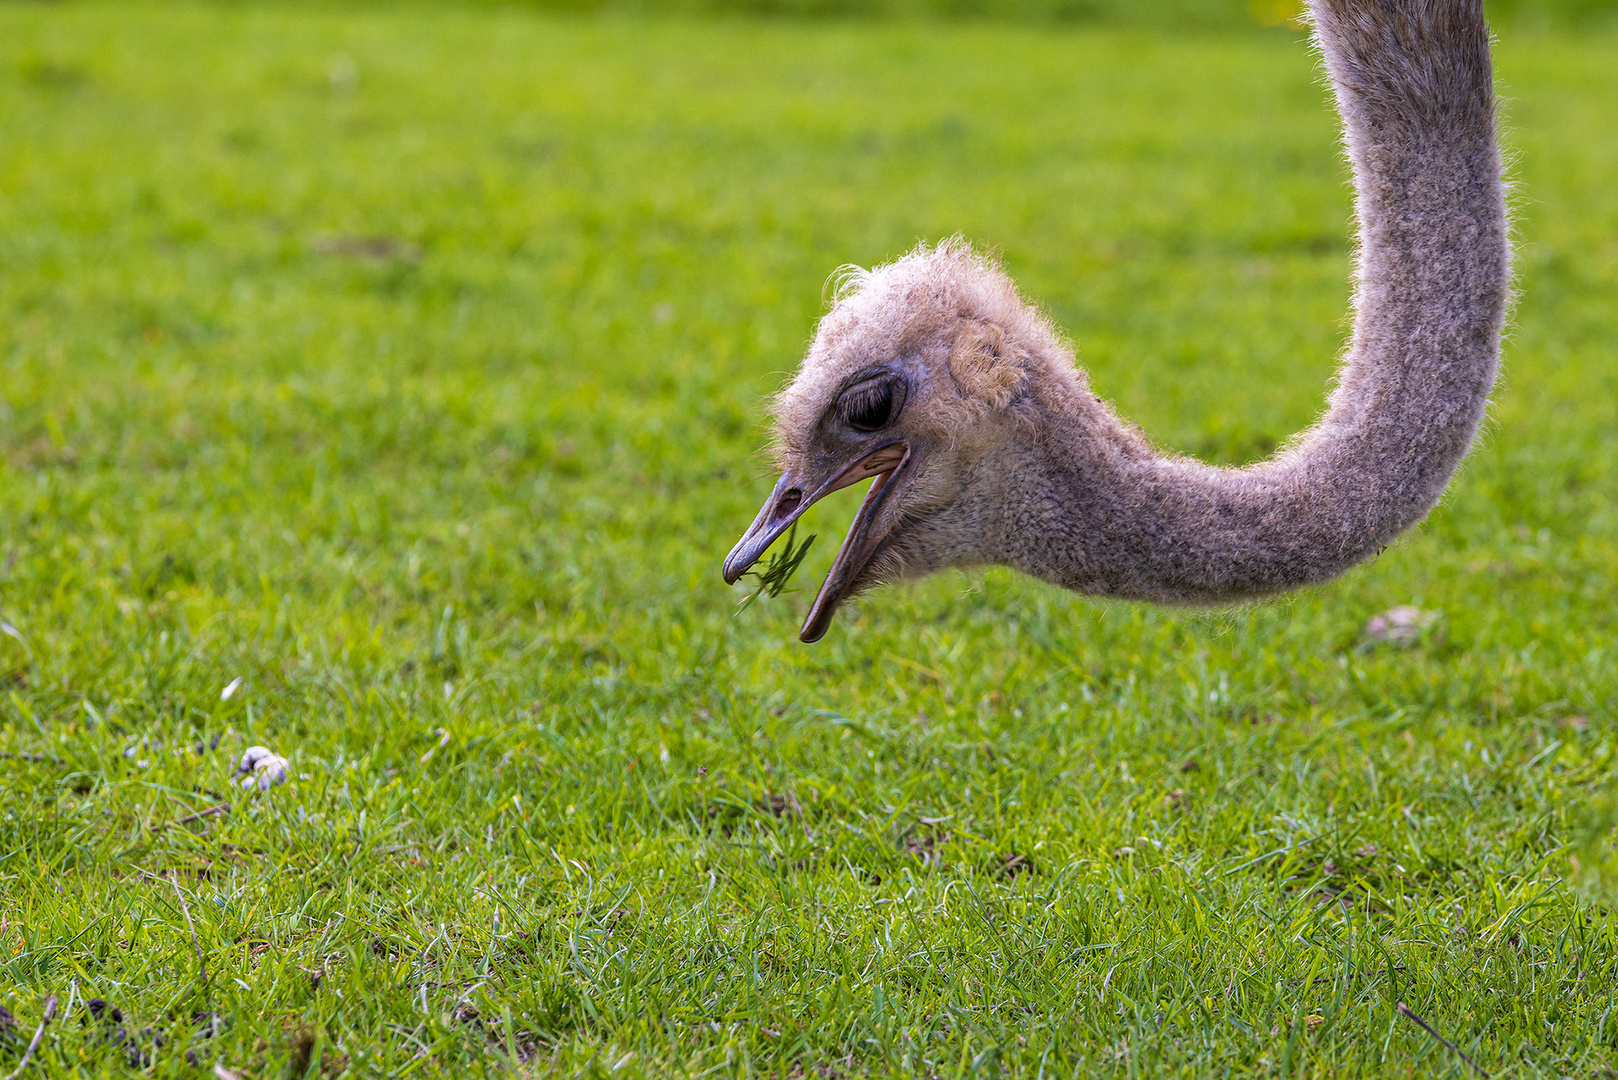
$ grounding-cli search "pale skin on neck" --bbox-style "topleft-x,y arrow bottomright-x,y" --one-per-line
724,0 -> 1510,642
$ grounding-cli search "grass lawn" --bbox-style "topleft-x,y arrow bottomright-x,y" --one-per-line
2,3 -> 1617,1076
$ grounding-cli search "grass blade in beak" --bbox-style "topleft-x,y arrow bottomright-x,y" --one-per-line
735,523 -> 816,611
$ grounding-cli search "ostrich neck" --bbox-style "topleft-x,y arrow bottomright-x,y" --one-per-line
999,0 -> 1509,604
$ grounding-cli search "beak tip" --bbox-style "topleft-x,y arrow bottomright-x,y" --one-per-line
799,605 -> 833,644
721,542 -> 754,585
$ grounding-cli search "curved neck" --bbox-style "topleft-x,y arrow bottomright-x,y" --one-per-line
998,0 -> 1509,604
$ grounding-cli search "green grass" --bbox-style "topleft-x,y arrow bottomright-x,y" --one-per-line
2,3 -> 1617,1076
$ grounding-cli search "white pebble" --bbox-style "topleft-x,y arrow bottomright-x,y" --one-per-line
235,745 -> 290,791
1364,605 -> 1435,644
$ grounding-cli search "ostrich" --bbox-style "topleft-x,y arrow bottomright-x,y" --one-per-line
724,0 -> 1509,644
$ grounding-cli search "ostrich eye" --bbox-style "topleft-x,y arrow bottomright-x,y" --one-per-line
838,377 -> 904,432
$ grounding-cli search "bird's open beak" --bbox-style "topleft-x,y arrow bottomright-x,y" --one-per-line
723,442 -> 910,643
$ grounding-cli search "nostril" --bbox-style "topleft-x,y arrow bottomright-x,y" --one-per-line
774,489 -> 802,519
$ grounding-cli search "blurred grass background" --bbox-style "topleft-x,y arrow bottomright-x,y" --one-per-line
2,1 -> 1616,1077
260,0 -> 1618,27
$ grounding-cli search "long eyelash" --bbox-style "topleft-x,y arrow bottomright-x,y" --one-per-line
841,381 -> 893,429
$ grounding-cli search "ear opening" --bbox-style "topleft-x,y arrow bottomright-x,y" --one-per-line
948,320 -> 1024,411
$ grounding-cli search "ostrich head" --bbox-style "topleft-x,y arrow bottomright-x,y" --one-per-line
722,241 -> 1084,642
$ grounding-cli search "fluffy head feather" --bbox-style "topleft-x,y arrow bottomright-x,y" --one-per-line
773,239 -> 1084,463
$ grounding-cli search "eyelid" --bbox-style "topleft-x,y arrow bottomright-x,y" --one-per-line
839,365 -> 894,394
